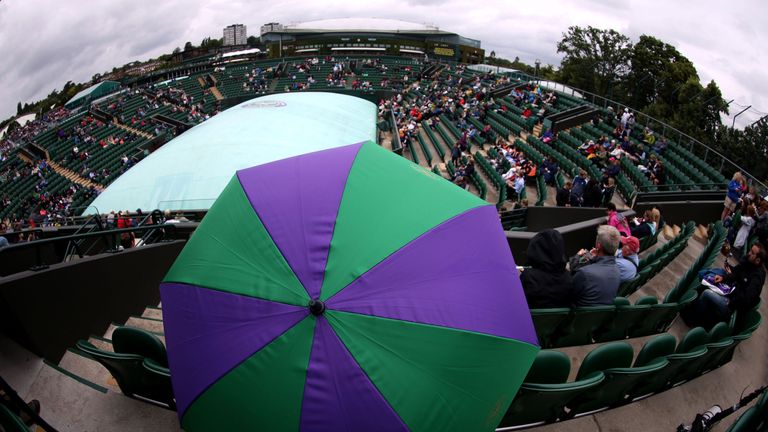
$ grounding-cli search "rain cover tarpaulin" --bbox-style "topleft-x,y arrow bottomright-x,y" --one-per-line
160,141 -> 538,431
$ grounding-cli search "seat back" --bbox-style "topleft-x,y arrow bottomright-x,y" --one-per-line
525,350 -> 570,384
676,327 -> 710,353
595,304 -> 651,343
500,373 -> 605,428
629,303 -> 677,337
635,295 -> 658,306
76,340 -> 145,397
553,305 -> 616,347
725,406 -> 760,432
576,342 -> 634,380
731,309 -> 762,335
113,326 -> 168,367
141,358 -> 177,410
530,308 -> 571,348
568,360 -> 669,417
0,403 -> 28,432
617,275 -> 640,297
696,338 -> 735,376
634,333 -> 677,367
630,347 -> 707,398
708,322 -> 731,342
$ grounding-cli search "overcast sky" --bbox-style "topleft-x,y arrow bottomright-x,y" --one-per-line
1,0 -> 766,128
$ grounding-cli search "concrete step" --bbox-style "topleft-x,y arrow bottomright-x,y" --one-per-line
123,317 -> 164,335
26,362 -> 181,432
57,348 -> 119,391
141,307 -> 163,321
88,335 -> 113,352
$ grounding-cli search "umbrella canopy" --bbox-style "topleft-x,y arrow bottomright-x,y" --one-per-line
160,141 -> 538,431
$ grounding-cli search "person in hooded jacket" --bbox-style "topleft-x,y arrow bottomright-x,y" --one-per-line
520,229 -> 573,308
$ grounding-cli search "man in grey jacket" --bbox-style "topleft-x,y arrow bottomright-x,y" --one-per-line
571,225 -> 621,306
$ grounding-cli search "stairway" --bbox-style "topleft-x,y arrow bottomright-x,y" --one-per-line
17,152 -> 35,164
10,303 -> 180,431
47,160 -> 104,192
113,120 -> 154,140
532,123 -> 543,137
210,87 -> 224,101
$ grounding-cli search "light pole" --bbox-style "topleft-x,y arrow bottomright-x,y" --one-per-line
732,105 -> 752,129
534,59 -> 541,84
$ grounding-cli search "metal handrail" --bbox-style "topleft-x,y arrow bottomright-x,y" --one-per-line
0,223 -> 182,271
637,182 -> 727,192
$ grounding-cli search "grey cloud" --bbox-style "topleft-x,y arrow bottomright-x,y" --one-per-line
1,0 -> 766,127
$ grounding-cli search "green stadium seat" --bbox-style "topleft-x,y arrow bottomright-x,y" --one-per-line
524,350 -> 571,384
594,301 -> 651,342
628,300 -> 676,337
112,326 -> 168,367
569,342 -> 668,416
725,406 -> 761,432
634,333 -> 677,368
76,328 -> 175,409
142,358 -> 177,410
551,305 -> 615,347
500,372 -> 605,428
0,403 -> 28,432
530,308 -> 571,348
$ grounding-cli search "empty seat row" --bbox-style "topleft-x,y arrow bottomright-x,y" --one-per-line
531,292 -> 695,349
500,313 -> 762,429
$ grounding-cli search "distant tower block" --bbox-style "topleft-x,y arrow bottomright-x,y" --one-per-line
223,24 -> 247,46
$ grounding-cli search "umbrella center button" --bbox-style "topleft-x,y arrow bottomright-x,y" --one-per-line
308,299 -> 326,316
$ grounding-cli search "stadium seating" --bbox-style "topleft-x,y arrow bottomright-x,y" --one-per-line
75,326 -> 175,410
500,318 -> 762,430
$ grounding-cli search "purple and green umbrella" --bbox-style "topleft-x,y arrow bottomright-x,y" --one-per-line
160,141 -> 538,431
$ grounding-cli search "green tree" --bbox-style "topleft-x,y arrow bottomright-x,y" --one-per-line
626,35 -> 697,110
557,26 -> 633,97
184,41 -> 194,51
16,102 -> 22,114
247,35 -> 259,47
200,37 -> 223,49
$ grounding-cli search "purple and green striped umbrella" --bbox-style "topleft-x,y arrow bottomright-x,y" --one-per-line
160,141 -> 538,431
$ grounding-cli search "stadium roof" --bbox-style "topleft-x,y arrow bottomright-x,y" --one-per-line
87,92 -> 378,214
0,113 -> 35,139
221,48 -> 262,58
65,81 -> 120,109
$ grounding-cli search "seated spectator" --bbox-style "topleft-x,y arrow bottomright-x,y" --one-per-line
616,235 -> 640,282
733,204 -> 757,258
570,170 -> 587,207
571,225 -> 622,306
520,229 -> 573,308
605,202 -> 631,237
603,157 -> 620,180
539,156 -> 559,186
630,209 -> 657,238
583,179 -> 602,208
682,243 -> 765,330
601,177 -> 616,207
556,181 -> 571,207
541,129 -> 554,144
